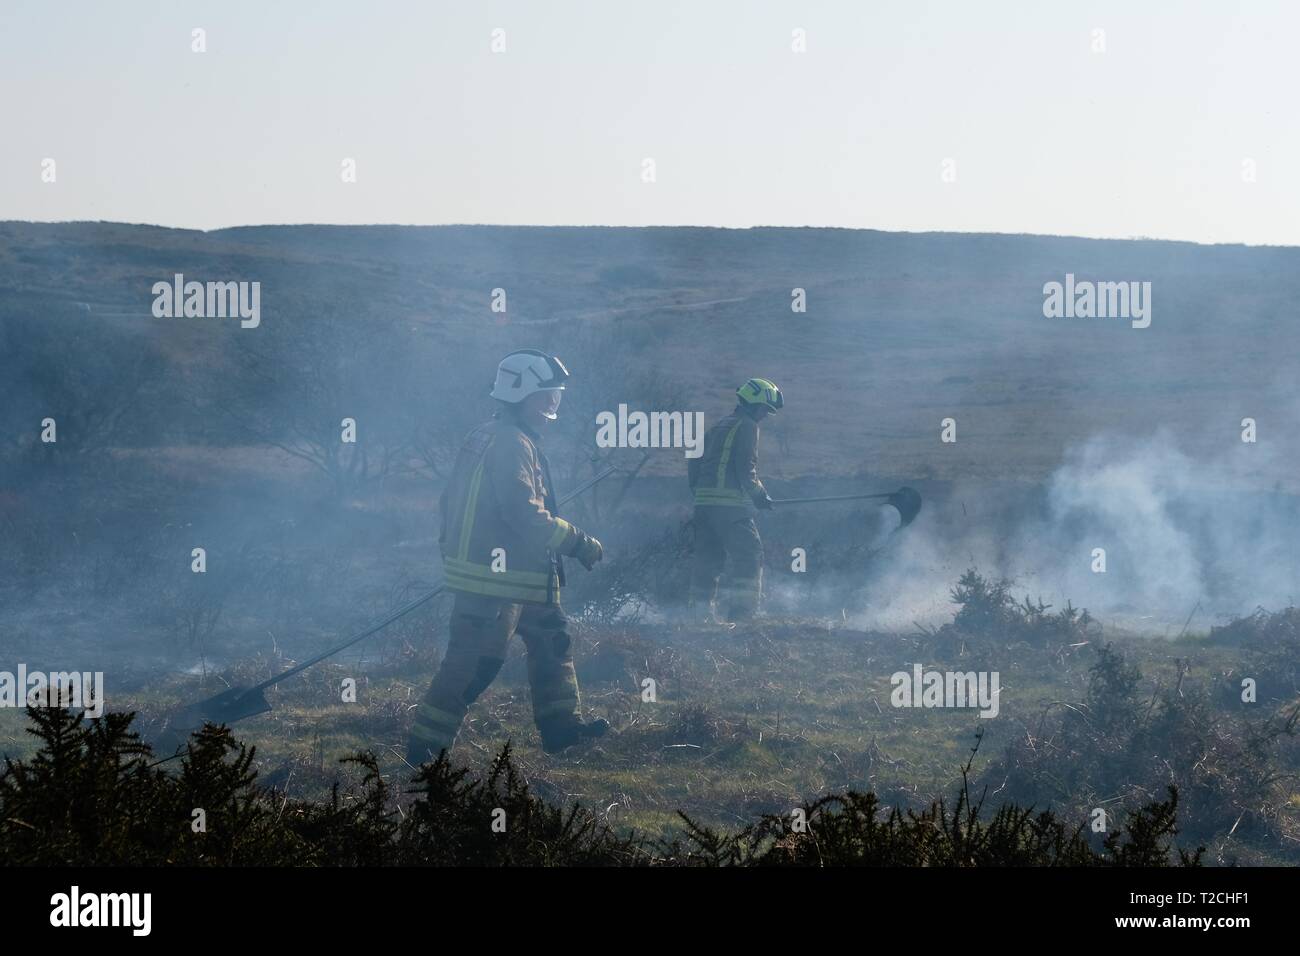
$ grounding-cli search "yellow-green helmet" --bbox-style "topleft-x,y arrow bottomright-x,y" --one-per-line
736,377 -> 784,413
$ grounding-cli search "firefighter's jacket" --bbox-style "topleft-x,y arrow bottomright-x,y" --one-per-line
439,417 -> 578,605
689,409 -> 767,507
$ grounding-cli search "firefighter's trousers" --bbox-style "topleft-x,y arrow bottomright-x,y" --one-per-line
407,592 -> 582,762
688,505 -> 763,621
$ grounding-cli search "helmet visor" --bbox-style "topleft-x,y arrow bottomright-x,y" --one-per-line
539,389 -> 563,420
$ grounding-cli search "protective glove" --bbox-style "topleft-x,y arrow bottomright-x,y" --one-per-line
570,531 -> 604,570
753,491 -> 774,511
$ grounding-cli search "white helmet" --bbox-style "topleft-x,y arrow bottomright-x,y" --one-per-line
489,349 -> 570,412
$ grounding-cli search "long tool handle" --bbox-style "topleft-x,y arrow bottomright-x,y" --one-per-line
770,491 -> 896,505
247,465 -> 618,694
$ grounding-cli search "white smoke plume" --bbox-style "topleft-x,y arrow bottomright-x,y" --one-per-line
854,430 -> 1298,634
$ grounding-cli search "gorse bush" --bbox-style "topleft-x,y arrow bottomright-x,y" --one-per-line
669,750 -> 1198,867
0,709 -> 307,865
1085,641 -> 1145,732
1210,606 -> 1300,699
0,707 -> 640,866
1210,606 -> 1300,647
2,707 -> 1199,867
947,569 -> 1096,647
396,744 -> 643,865
982,642 -> 1298,863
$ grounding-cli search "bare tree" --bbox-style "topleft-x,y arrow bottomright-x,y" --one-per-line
215,308 -> 414,498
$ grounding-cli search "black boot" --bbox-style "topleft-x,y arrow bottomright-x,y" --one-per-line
540,718 -> 610,755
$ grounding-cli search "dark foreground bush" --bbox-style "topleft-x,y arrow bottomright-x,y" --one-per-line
668,745 -> 1199,867
2,707 -> 1197,866
982,642 -> 1298,863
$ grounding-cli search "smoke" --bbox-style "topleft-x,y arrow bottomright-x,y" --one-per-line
854,430 -> 1300,633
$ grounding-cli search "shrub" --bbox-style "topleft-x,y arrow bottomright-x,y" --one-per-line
981,643 -> 1298,863
943,568 -> 1096,648
667,737 -> 1200,867
1,707 -> 1201,867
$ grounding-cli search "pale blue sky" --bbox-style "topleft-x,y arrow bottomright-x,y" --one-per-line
2,0 -> 1296,244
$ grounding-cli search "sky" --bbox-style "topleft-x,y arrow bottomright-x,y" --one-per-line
1,0 -> 1297,245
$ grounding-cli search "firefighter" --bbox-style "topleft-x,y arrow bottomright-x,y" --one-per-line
687,378 -> 783,623
406,350 -> 609,764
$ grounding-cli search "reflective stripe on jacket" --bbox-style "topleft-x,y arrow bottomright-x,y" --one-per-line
688,410 -> 765,507
439,417 -> 578,604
